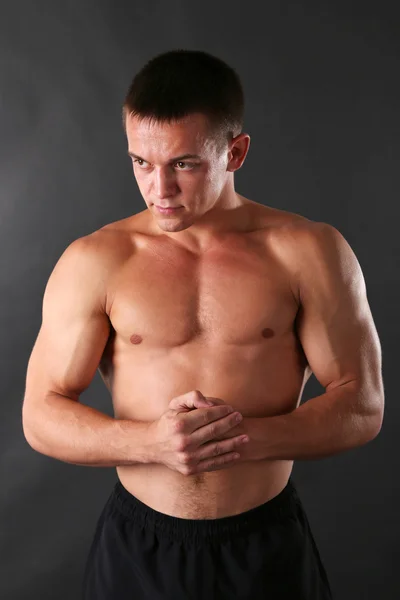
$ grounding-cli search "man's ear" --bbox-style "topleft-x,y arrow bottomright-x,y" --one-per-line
227,133 -> 251,172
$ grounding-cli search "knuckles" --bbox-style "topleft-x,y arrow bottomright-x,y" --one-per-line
175,434 -> 190,452
178,451 -> 193,465
181,465 -> 193,476
172,417 -> 186,433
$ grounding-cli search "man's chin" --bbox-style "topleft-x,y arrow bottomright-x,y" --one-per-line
155,215 -> 193,233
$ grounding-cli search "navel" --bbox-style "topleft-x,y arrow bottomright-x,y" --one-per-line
130,333 -> 143,345
261,327 -> 274,339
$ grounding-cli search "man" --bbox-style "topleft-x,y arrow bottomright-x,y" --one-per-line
22,49 -> 384,599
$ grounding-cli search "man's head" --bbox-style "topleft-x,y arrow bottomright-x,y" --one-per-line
122,50 -> 250,235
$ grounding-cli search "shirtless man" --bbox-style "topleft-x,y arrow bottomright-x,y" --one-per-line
22,50 -> 384,599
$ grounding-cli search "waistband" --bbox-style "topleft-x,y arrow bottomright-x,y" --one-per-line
111,476 -> 300,544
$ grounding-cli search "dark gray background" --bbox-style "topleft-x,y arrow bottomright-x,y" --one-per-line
1,1 -> 397,598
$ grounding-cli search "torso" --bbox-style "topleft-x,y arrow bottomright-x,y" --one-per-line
97,199 -> 313,518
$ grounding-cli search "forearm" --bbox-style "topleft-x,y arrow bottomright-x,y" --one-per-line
245,382 -> 383,461
22,392 -> 152,467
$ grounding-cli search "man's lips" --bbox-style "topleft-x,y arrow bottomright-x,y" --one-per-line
155,205 -> 183,214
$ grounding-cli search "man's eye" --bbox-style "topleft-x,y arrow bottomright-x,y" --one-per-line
176,162 -> 196,169
132,159 -> 195,169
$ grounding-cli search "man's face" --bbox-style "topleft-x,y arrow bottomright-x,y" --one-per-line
125,112 -> 230,233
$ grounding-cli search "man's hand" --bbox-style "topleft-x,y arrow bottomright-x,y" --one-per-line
205,397 -> 271,463
204,396 -> 246,439
146,390 -> 250,475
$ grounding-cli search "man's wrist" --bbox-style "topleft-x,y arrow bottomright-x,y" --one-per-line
115,418 -> 156,465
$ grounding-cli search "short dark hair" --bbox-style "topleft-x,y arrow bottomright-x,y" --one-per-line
122,49 -> 245,152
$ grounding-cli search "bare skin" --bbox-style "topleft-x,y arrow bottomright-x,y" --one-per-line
24,112 -> 381,520
101,113 -> 311,517
94,201 -> 311,518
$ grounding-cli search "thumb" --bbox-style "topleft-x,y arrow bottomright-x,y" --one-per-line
169,390 -> 214,411
194,391 -> 215,406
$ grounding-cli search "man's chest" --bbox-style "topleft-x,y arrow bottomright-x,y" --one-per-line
107,235 -> 299,349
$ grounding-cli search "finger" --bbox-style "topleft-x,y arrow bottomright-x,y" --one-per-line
169,390 -> 207,411
195,451 -> 242,473
184,405 -> 236,435
197,433 -> 248,460
204,396 -> 224,406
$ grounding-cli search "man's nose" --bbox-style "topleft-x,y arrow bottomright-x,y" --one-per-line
154,168 -> 177,198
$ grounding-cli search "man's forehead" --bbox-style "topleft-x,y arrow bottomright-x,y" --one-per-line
127,111 -> 208,129
128,113 -> 211,139
126,113 -> 216,156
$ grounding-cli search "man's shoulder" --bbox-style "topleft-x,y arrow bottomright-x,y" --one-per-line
64,215 -> 146,314
267,212 -> 348,299
251,201 -> 320,240
253,202 -> 339,246
81,210 -> 149,255
67,214 -> 142,275
254,203 -> 344,286
95,209 -> 147,238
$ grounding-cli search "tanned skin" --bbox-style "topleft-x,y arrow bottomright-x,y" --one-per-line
23,112 -> 383,519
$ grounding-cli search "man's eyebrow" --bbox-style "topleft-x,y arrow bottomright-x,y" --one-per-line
127,152 -> 202,162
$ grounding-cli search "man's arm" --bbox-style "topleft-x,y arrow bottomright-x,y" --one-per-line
243,222 -> 384,461
22,234 -> 151,467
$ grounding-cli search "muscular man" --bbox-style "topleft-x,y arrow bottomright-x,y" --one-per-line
22,50 -> 384,599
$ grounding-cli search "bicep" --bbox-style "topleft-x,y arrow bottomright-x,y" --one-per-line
24,237 -> 111,411
293,223 -> 382,398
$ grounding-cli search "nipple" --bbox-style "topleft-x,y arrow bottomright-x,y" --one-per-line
130,333 -> 143,345
261,328 -> 274,339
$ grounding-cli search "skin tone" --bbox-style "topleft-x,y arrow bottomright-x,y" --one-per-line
124,112 -> 251,252
22,106 -> 383,522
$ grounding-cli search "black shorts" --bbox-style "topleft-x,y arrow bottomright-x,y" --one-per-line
81,477 -> 333,599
